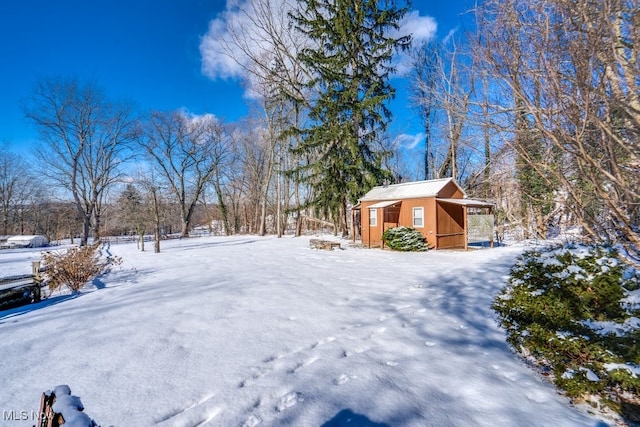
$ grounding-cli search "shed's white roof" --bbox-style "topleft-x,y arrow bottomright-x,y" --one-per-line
359,178 -> 463,201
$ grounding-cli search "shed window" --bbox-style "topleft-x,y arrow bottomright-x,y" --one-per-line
369,208 -> 377,226
413,207 -> 424,228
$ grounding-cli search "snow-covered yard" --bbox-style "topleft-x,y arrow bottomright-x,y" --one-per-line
0,236 -> 612,426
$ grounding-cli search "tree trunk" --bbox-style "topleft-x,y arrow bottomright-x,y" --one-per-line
152,187 -> 161,253
213,175 -> 231,236
81,214 -> 90,246
181,219 -> 190,238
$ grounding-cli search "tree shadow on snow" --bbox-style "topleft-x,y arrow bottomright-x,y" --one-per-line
92,277 -> 106,289
165,238 -> 260,252
0,293 -> 78,323
321,409 -> 390,427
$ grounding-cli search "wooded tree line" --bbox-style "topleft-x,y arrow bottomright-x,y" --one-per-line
1,0 -> 637,257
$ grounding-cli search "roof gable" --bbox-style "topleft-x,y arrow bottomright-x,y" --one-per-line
360,178 -> 465,201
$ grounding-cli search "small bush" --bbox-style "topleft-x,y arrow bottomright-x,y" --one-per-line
42,243 -> 122,294
381,226 -> 428,251
493,244 -> 640,418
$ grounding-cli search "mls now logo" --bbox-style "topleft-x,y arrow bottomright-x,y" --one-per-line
2,410 -> 38,421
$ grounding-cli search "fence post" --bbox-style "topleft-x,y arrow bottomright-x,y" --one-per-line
32,261 -> 41,282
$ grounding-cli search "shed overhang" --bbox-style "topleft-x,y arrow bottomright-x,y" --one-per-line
436,198 -> 494,209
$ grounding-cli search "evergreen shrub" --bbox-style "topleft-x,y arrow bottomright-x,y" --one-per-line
493,244 -> 640,419
381,226 -> 428,251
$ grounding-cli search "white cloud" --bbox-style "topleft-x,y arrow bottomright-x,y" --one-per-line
199,3 -> 438,91
199,0 -> 302,96
200,17 -> 247,80
393,11 -> 438,75
177,107 -> 218,123
393,132 -> 425,150
400,10 -> 438,45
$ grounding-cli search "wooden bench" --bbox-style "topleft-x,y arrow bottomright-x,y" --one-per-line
309,239 -> 342,250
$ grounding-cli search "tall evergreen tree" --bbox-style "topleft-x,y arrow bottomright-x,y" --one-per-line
291,0 -> 411,235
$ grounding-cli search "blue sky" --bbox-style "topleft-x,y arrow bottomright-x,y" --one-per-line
0,0 -> 474,153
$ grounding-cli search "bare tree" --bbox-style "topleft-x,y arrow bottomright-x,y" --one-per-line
0,144 -> 39,235
24,77 -> 137,245
135,170 -> 170,253
410,41 -> 441,181
202,0 -> 312,236
230,118 -> 272,235
139,111 -> 229,238
409,34 -> 479,184
39,201 -> 82,243
203,120 -> 235,236
435,37 -> 476,182
478,0 -> 640,255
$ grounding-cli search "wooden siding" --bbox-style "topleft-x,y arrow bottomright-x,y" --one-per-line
435,201 -> 465,249
361,197 -> 439,248
439,180 -> 465,199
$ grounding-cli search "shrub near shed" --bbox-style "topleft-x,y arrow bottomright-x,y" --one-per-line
381,226 -> 428,251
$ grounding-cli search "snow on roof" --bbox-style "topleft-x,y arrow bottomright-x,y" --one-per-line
367,200 -> 401,208
7,235 -> 48,242
359,178 -> 463,201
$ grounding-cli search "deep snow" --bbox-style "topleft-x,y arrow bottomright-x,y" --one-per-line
0,236 -> 613,426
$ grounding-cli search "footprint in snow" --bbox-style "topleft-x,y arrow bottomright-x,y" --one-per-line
378,313 -> 396,322
341,323 -> 362,330
333,374 -> 350,385
499,370 -> 524,382
262,355 -> 277,363
287,356 -> 318,374
342,346 -> 369,358
252,367 -> 269,378
311,336 -> 336,348
242,415 -> 262,427
526,389 -> 549,403
239,367 -> 270,388
275,392 -> 303,412
155,394 -> 220,426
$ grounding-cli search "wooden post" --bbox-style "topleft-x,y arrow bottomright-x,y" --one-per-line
489,206 -> 495,248
38,392 -> 58,427
463,206 -> 468,250
367,207 -> 371,249
352,209 -> 355,243
32,261 -> 41,282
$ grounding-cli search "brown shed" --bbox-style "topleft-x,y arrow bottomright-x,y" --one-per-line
352,178 -> 494,250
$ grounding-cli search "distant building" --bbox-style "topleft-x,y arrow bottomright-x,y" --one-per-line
2,235 -> 49,249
